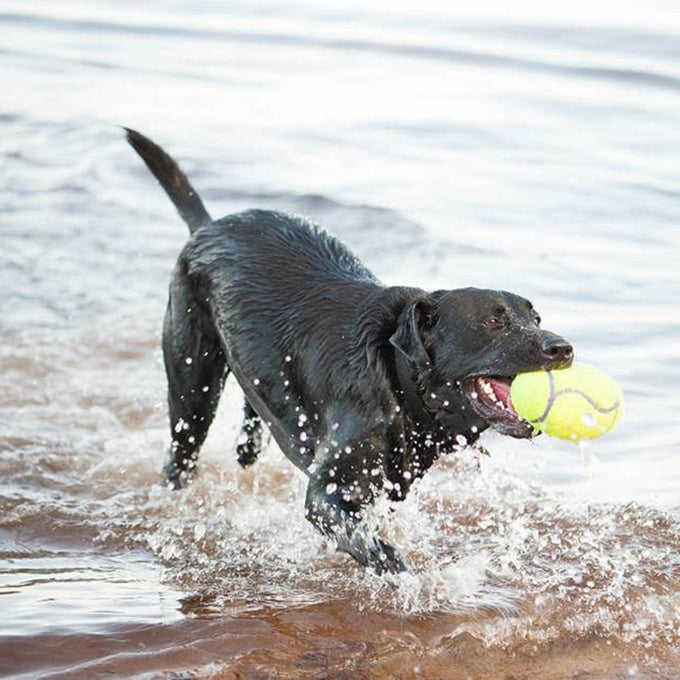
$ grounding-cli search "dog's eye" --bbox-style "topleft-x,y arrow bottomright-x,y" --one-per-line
482,316 -> 502,330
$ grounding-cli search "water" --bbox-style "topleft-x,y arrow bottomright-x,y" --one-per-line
2,0 -> 680,677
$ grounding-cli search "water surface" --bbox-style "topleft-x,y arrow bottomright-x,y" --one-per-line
2,1 -> 680,677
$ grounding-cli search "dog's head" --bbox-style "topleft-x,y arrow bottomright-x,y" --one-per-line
390,288 -> 573,439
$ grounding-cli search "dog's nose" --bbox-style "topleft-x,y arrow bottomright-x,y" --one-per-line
541,335 -> 573,368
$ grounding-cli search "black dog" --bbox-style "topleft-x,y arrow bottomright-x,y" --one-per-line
126,129 -> 573,574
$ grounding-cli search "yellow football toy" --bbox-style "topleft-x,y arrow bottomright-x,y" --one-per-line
510,362 -> 623,441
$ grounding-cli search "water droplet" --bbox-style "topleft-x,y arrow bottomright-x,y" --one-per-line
325,483 -> 337,494
185,357 -> 193,365
253,378 -> 260,385
285,355 -> 292,362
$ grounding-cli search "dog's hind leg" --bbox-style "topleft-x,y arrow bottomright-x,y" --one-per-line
236,398 -> 263,467
162,271 -> 228,489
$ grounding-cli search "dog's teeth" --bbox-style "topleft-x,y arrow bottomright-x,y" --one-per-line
479,379 -> 499,402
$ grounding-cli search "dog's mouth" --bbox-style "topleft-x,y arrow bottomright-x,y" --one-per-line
461,376 -> 535,439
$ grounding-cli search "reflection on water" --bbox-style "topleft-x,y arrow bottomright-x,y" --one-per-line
0,549 -> 183,635
1,0 -> 680,677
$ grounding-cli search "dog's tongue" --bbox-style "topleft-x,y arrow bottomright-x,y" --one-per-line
488,377 -> 513,410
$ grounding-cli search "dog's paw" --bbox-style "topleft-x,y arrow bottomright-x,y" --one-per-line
346,530 -> 407,575
163,457 -> 195,490
368,538 -> 408,575
236,413 -> 263,467
236,437 -> 260,467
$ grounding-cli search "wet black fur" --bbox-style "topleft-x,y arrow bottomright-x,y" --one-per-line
126,129 -> 573,575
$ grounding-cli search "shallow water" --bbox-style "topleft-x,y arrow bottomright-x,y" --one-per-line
2,1 -> 680,677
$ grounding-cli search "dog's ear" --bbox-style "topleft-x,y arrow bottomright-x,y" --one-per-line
389,299 -> 432,365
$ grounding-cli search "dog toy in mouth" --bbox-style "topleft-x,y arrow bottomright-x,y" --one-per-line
510,362 -> 623,441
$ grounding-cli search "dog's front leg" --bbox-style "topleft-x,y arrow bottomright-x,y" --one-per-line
304,432 -> 407,575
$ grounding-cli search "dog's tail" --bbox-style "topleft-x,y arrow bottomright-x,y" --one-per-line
124,128 -> 212,234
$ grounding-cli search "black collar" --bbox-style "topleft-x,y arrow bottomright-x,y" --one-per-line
393,349 -> 438,429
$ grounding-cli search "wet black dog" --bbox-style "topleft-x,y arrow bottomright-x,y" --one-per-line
126,129 -> 573,574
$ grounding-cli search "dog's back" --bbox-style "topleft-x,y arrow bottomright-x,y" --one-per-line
186,208 -> 379,293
